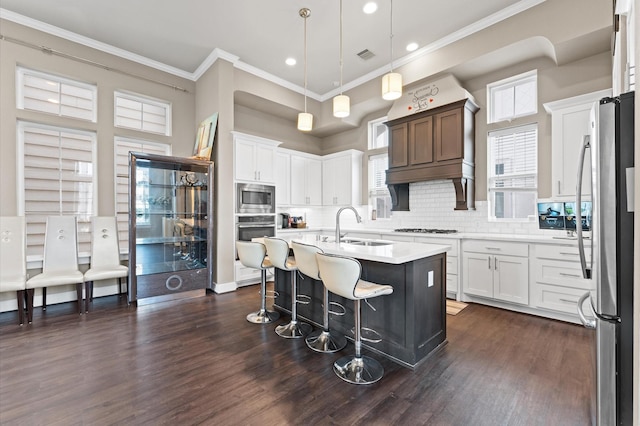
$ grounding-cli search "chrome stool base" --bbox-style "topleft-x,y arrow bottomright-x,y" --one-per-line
306,330 -> 347,353
246,309 -> 280,324
333,355 -> 384,385
275,320 -> 313,339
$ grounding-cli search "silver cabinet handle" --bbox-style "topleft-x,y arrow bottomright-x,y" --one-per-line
485,247 -> 501,251
559,298 -> 577,304
494,257 -> 498,270
488,256 -> 491,269
559,252 -> 577,256
559,272 -> 581,278
558,180 -> 561,194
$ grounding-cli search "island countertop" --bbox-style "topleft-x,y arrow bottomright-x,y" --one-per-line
278,233 -> 451,265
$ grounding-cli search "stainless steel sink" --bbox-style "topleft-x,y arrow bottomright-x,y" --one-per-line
340,238 -> 393,247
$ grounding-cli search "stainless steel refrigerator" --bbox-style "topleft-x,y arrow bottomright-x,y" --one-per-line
576,92 -> 635,426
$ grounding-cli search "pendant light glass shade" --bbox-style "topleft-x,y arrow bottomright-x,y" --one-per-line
333,94 -> 350,118
381,72 -> 402,100
297,112 -> 313,132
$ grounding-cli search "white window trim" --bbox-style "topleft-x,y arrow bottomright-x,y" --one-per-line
487,69 -> 537,124
16,66 -> 98,123
114,90 -> 172,136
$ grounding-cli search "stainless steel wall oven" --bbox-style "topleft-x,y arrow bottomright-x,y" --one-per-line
235,215 -> 276,242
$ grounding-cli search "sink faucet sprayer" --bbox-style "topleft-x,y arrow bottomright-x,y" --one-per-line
335,206 -> 362,243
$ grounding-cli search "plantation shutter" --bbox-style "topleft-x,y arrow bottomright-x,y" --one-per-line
114,92 -> 171,135
369,153 -> 389,197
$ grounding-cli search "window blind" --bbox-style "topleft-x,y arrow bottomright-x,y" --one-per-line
20,123 -> 96,257
369,153 -> 389,196
114,92 -> 172,136
17,67 -> 97,122
114,138 -> 170,250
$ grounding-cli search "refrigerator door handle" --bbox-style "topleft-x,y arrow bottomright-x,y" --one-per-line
576,134 -> 591,279
577,291 -> 596,329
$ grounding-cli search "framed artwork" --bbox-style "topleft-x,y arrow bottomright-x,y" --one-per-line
192,112 -> 218,160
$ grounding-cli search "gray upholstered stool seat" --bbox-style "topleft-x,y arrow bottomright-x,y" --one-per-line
236,241 -> 280,324
291,241 -> 346,353
316,252 -> 393,385
264,237 -> 312,338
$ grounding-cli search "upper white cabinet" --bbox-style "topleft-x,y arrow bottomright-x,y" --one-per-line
290,153 -> 322,206
232,132 -> 281,183
274,151 -> 291,206
322,150 -> 363,206
543,89 -> 610,198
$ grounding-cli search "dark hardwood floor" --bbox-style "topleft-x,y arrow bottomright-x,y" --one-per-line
0,285 -> 594,425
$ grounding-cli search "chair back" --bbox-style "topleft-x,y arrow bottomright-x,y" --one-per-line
263,237 -> 292,270
236,241 -> 267,270
291,241 -> 323,280
90,217 -> 122,268
42,216 -> 79,273
315,253 -> 361,301
0,216 -> 26,291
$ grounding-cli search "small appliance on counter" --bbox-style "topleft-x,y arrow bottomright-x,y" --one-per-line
278,213 -> 291,229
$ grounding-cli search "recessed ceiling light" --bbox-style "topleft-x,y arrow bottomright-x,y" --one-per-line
285,57 -> 296,66
406,42 -> 419,52
363,2 -> 378,14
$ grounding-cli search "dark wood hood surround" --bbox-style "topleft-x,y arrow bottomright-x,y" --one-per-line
385,99 -> 478,211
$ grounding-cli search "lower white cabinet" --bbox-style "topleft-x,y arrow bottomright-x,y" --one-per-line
235,260 -> 273,286
413,236 -> 459,295
462,240 -> 529,305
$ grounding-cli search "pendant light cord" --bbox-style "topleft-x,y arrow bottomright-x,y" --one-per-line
389,0 -> 394,73
303,11 -> 308,113
339,0 -> 344,95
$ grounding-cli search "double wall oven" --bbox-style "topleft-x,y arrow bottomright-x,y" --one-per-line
235,183 -> 276,243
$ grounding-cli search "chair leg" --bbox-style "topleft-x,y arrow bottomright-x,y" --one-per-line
332,299 -> 384,385
42,287 -> 47,311
305,286 -> 347,353
85,281 -> 92,313
118,277 -> 123,296
16,290 -> 25,326
246,269 -> 280,324
76,283 -> 83,314
26,289 -> 34,323
275,270 -> 312,338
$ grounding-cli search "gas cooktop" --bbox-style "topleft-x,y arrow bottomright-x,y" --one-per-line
394,228 -> 458,234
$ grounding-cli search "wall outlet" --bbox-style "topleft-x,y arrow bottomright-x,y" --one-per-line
428,270 -> 434,287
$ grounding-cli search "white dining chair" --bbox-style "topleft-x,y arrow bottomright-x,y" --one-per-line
0,217 -> 27,325
26,216 -> 84,320
83,216 -> 129,312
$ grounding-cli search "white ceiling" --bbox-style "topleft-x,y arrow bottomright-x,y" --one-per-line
0,0 -> 545,99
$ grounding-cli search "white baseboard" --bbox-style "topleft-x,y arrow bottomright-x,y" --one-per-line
211,281 -> 238,294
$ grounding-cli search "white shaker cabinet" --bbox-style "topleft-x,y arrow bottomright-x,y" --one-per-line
462,240 -> 529,305
232,132 -> 281,183
543,89 -> 610,198
274,151 -> 291,206
413,236 -> 459,296
290,153 -> 322,206
322,150 -> 363,206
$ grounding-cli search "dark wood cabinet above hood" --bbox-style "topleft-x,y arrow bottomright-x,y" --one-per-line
385,98 -> 478,211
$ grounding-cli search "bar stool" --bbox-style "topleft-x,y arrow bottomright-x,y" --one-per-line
291,241 -> 347,353
316,252 -> 393,385
264,237 -> 312,338
236,241 -> 280,324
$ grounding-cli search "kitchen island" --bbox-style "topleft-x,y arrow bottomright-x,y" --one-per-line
271,234 -> 451,368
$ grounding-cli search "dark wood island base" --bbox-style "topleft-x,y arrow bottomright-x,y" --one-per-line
273,252 -> 447,369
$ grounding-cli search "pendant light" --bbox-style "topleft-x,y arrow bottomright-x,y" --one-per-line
333,0 -> 350,118
297,8 -> 313,132
381,0 -> 402,100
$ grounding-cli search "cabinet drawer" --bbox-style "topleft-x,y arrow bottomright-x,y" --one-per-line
136,269 -> 207,299
533,244 -> 591,263
463,240 -> 528,257
414,237 -> 458,256
447,256 -> 458,275
235,261 -> 273,284
533,283 -> 588,316
534,260 -> 592,290
385,234 -> 415,242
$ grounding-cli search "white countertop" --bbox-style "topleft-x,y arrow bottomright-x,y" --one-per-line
270,233 -> 450,265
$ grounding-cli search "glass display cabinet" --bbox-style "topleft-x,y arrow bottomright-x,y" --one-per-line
128,152 -> 214,304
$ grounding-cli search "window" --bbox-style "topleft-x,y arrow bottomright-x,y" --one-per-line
487,124 -> 538,220
487,70 -> 537,123
18,122 -> 96,257
367,117 -> 392,219
114,137 -> 171,251
16,67 -> 97,122
114,91 -> 172,135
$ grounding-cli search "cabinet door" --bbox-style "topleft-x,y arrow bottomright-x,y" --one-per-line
275,152 -> 290,206
323,155 -> 351,205
409,115 -> 433,166
254,143 -> 275,183
463,252 -> 493,298
389,123 -> 408,168
435,108 -> 462,161
306,158 -> 322,206
235,139 -> 257,182
290,155 -> 307,205
322,157 -> 337,205
493,255 -> 529,305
